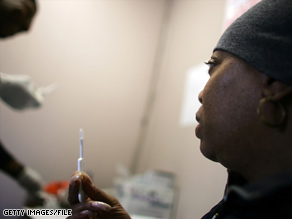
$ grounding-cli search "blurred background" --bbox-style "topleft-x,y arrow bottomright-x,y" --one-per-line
0,0 -> 256,218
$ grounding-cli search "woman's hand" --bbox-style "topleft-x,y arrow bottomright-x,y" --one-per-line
67,171 -> 131,219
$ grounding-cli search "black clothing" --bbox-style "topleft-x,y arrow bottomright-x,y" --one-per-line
202,171 -> 292,219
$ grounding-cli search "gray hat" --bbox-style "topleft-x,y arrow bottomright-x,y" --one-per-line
214,0 -> 292,86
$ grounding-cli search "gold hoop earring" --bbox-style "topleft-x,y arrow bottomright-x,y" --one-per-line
257,97 -> 286,127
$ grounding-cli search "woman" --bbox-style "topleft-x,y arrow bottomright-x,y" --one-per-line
67,0 -> 292,218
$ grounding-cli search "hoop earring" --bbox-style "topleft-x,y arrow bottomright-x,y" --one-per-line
257,97 -> 286,127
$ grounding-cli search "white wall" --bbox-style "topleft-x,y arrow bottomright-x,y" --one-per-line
137,1 -> 227,218
0,0 -> 227,218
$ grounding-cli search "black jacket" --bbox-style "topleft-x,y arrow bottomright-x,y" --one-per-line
202,171 -> 292,219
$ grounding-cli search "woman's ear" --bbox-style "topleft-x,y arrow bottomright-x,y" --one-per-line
262,75 -> 292,101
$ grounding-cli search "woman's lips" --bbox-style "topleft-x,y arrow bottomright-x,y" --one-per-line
195,123 -> 200,138
195,115 -> 201,138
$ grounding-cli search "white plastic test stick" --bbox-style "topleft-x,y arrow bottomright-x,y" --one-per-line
78,129 -> 86,202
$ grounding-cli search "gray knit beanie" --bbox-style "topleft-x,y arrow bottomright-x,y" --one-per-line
214,0 -> 292,86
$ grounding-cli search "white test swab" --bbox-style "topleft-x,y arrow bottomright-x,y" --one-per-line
78,129 -> 86,202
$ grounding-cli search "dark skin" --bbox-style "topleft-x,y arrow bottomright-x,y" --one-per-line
0,0 -> 36,38
196,50 -> 292,182
67,171 -> 131,219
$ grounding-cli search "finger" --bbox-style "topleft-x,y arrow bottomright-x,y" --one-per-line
72,200 -> 111,213
66,212 -> 89,219
66,213 -> 89,219
80,210 -> 97,218
68,171 -> 83,205
81,173 -> 116,205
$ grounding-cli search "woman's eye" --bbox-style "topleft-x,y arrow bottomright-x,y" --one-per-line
204,58 -> 216,75
204,58 -> 216,66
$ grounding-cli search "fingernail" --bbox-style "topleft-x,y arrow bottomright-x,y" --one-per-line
92,201 -> 111,212
71,171 -> 82,183
71,171 -> 81,177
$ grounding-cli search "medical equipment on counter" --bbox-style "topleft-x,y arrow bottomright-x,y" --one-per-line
78,128 -> 86,202
114,169 -> 178,219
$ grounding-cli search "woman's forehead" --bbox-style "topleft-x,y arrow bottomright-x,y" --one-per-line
212,50 -> 237,60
